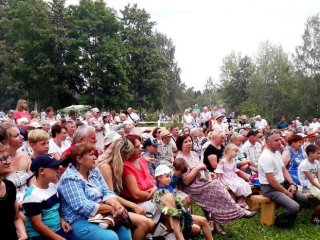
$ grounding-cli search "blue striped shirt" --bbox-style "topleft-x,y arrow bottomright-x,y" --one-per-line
58,165 -> 116,224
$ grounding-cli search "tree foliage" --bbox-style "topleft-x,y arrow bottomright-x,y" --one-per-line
1,0 -> 320,122
1,0 -> 59,109
64,0 -> 131,109
155,31 -> 182,114
295,14 -> 320,117
120,4 -> 168,112
220,52 -> 254,113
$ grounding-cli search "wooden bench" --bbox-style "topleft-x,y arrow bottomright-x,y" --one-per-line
250,195 -> 276,226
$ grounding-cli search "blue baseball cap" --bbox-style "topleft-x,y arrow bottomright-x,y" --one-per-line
31,154 -> 63,174
143,138 -> 159,148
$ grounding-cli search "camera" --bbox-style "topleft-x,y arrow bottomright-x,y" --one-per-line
226,115 -> 233,123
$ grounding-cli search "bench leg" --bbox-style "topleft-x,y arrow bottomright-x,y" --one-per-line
260,201 -> 276,226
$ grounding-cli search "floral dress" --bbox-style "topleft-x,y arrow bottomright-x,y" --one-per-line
177,151 -> 245,224
215,159 -> 252,197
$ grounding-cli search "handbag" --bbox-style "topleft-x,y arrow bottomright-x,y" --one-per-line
88,209 -> 132,229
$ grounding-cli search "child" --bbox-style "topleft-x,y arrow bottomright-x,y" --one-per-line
28,129 -> 50,159
216,143 -> 252,208
22,154 -> 75,240
298,144 -> 320,200
155,159 -> 214,240
142,138 -> 160,176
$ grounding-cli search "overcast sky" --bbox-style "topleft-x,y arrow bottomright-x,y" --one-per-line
66,0 -> 320,90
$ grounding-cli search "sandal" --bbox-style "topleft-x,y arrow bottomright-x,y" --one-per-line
214,223 -> 227,236
239,203 -> 250,210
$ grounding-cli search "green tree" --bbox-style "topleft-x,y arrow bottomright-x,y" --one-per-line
220,52 -> 254,114
1,0 -> 59,109
155,31 -> 182,114
64,0 -> 131,109
248,41 -> 298,122
48,0 -> 77,107
295,13 -> 320,117
120,4 -> 168,112
0,0 -> 17,110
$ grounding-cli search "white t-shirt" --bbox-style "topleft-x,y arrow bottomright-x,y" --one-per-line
255,119 -> 268,130
258,148 -> 284,185
310,122 -> 320,131
48,138 -> 69,157
298,159 -> 320,187
200,111 -> 211,123
128,112 -> 140,124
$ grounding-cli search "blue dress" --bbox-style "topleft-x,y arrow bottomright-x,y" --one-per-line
285,147 -> 306,185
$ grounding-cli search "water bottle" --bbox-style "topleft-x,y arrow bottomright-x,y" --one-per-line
302,179 -> 308,194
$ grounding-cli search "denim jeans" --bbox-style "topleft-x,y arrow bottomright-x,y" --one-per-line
71,218 -> 132,240
30,228 -> 76,240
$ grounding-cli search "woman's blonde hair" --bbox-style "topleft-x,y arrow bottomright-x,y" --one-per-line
98,138 -> 134,192
230,132 -> 242,143
210,129 -> 225,140
16,99 -> 27,111
223,143 -> 238,157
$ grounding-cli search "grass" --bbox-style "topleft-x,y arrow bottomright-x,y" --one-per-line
192,199 -> 320,240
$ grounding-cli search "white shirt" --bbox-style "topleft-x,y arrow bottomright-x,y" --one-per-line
258,148 -> 284,185
255,119 -> 268,130
48,138 -> 69,157
298,159 -> 320,187
211,122 -> 229,134
183,114 -> 192,127
128,112 -> 140,124
200,111 -> 211,123
310,122 -> 320,132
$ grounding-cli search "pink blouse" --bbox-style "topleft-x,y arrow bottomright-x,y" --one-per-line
121,157 -> 155,202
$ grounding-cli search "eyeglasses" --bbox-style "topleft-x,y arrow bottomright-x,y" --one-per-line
0,155 -> 11,164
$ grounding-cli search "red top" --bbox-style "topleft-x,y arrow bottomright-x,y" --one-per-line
13,111 -> 31,122
121,157 -> 155,202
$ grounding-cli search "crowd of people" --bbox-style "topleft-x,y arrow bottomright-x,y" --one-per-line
1,100 -> 320,239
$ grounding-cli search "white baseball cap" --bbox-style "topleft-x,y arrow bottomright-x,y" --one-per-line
154,165 -> 171,177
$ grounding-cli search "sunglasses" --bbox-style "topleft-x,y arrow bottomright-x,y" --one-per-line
120,138 -> 129,152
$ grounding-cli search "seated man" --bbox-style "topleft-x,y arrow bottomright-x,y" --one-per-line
258,131 -> 308,229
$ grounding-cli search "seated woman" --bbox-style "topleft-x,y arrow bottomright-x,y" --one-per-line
98,138 -> 154,239
151,127 -> 162,143
49,123 -> 69,160
282,134 -> 307,185
3,124 -> 34,204
203,130 -> 225,173
122,134 -> 184,240
176,135 -> 256,236
0,143 -> 27,240
58,143 -> 131,240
